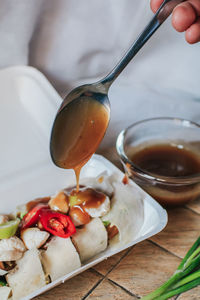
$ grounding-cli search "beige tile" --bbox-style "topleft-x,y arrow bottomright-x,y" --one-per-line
186,197 -> 200,215
107,240 -> 180,297
34,269 -> 102,300
86,278 -> 137,300
150,207 -> 200,258
93,248 -> 131,275
177,286 -> 200,299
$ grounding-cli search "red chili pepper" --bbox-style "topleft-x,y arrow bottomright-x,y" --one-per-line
39,211 -> 76,238
21,204 -> 49,230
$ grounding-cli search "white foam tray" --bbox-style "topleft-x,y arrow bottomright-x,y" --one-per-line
0,66 -> 167,299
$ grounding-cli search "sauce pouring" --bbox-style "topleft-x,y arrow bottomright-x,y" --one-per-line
50,95 -> 110,191
50,0 -> 185,191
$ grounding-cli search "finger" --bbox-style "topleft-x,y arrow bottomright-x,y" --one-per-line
150,0 -> 164,13
185,17 -> 200,43
187,0 -> 200,16
151,0 -> 200,15
172,2 -> 197,32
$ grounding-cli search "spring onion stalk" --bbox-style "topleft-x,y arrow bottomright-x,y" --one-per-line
172,270 -> 200,289
141,236 -> 200,300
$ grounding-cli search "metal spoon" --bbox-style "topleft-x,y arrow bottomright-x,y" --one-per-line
50,0 -> 185,170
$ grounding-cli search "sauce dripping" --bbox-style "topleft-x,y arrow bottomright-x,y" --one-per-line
74,166 -> 81,193
122,174 -> 129,185
50,98 -> 110,192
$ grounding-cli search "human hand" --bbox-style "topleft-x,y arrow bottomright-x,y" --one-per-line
150,0 -> 200,43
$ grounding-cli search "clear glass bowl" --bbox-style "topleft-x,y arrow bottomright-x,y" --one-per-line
116,117 -> 200,206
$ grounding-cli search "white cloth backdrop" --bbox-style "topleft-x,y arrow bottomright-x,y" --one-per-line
0,0 -> 199,148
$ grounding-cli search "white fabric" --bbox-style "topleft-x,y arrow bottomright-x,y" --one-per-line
0,0 -> 199,148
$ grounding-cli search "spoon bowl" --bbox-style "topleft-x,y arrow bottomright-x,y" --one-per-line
50,83 -> 110,169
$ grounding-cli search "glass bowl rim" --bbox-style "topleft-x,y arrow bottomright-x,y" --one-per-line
116,117 -> 200,185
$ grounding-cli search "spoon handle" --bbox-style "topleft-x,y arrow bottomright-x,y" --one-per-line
101,0 -> 185,89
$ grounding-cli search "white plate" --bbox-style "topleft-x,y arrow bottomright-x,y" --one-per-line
0,66 -> 167,300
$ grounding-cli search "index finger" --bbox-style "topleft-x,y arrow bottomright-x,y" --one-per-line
150,0 -> 164,12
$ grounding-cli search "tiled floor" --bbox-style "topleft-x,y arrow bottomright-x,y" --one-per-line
34,152 -> 200,300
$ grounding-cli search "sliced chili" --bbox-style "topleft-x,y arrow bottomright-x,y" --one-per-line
39,211 -> 76,238
21,204 -> 49,230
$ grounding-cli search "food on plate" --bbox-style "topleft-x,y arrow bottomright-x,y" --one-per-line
0,216 -> 9,225
6,249 -> 46,300
49,192 -> 69,213
39,210 -> 76,238
0,286 -> 12,300
0,237 -> 26,262
42,236 -> 81,281
68,188 -> 110,226
72,217 -> 108,262
102,181 -> 144,247
0,219 -> 20,239
0,172 -> 144,299
21,227 -> 50,250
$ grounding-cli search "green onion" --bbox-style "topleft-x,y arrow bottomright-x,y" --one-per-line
103,220 -> 111,227
20,211 -> 27,219
141,236 -> 200,300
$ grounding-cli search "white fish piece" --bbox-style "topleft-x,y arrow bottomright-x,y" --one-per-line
0,215 -> 9,225
21,227 -> 50,250
6,249 -> 46,300
0,286 -> 12,300
0,237 -> 26,261
80,171 -> 114,196
72,218 -> 108,262
84,195 -> 110,218
42,236 -> 81,281
102,181 -> 144,248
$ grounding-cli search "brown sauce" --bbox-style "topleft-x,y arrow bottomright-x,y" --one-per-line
122,174 -> 129,185
68,188 -> 107,225
106,225 -> 119,240
129,143 -> 200,206
51,98 -> 109,191
48,192 -> 69,213
131,144 -> 200,177
69,206 -> 91,225
72,188 -> 106,209
0,261 -> 5,270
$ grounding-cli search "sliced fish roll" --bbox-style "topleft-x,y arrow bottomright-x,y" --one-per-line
102,182 -> 144,248
41,236 -> 81,281
6,249 -> 46,300
72,218 -> 108,262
